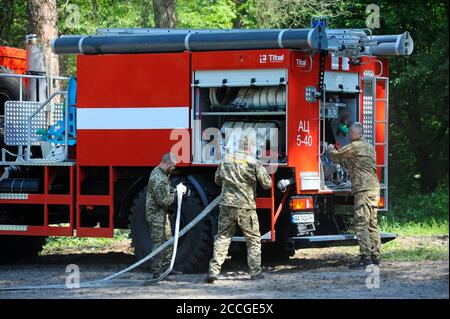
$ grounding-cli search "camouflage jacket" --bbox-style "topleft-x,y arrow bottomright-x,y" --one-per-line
146,166 -> 175,211
215,151 -> 272,209
327,138 -> 380,194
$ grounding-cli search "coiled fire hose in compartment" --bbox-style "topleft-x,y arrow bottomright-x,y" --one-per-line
0,185 -> 221,291
221,121 -> 280,157
210,87 -> 286,110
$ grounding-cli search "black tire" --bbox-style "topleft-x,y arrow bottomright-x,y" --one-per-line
0,235 -> 47,262
129,181 -> 214,273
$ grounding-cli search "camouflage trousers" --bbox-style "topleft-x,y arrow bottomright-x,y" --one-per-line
209,205 -> 262,277
146,206 -> 173,275
354,189 -> 381,258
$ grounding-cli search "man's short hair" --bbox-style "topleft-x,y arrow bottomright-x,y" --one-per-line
161,152 -> 177,164
350,122 -> 364,136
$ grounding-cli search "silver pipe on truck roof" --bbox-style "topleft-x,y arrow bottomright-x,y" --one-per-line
51,27 -> 326,55
51,27 -> 413,57
363,32 -> 414,56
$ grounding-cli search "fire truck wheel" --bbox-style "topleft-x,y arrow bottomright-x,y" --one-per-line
0,235 -> 47,262
129,184 -> 213,273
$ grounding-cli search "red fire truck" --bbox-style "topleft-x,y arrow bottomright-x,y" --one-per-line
0,21 -> 413,272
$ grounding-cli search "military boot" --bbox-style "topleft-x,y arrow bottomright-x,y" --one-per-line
250,272 -> 265,280
205,274 -> 218,283
349,255 -> 373,269
371,255 -> 381,265
152,273 -> 161,279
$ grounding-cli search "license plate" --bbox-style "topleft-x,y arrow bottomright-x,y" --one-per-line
292,213 -> 314,224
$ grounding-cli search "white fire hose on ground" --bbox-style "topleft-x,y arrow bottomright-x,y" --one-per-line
0,184 -> 221,291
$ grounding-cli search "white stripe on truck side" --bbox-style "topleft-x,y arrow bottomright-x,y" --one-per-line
77,107 -> 189,130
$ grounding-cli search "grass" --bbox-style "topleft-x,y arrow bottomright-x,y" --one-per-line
379,185 -> 448,236
298,235 -> 449,263
41,229 -> 130,255
381,238 -> 449,262
380,216 -> 449,236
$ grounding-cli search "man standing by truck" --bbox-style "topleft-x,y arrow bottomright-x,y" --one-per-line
146,153 -> 182,278
327,122 -> 381,269
206,135 -> 272,283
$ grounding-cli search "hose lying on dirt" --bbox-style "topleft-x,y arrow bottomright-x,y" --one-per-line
0,185 -> 220,291
107,183 -> 186,285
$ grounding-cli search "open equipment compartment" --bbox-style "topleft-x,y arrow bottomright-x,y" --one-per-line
319,70 -> 361,190
192,68 -> 288,165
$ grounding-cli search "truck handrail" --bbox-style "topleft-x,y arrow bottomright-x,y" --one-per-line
0,73 -> 69,102
26,90 -> 68,161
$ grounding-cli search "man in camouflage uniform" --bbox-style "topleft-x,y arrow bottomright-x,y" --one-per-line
327,122 -> 381,269
206,136 -> 272,283
146,153 -> 182,278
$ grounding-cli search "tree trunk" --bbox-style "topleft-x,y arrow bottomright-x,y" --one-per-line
153,0 -> 177,28
27,0 -> 59,76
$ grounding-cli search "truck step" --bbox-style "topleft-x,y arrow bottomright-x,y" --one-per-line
0,193 -> 29,200
288,232 -> 397,249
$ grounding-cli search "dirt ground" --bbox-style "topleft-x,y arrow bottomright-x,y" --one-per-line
0,236 -> 448,299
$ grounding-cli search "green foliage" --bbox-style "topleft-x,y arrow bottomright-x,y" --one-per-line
380,185 -> 449,236
56,0 -> 147,75
253,0 -> 348,28
177,0 -> 237,29
387,185 -> 449,223
57,0 -> 145,34
42,229 -> 130,254
235,0 -> 258,28
0,0 -> 28,47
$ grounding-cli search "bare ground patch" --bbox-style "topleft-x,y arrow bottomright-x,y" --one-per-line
0,236 -> 448,299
